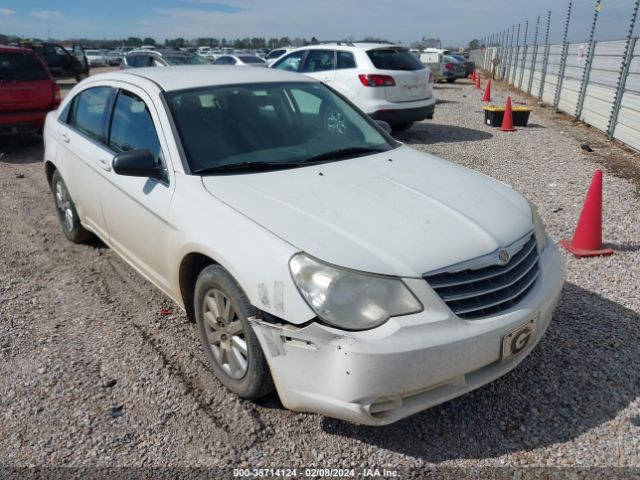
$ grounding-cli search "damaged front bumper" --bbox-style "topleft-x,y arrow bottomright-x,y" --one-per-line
251,242 -> 565,425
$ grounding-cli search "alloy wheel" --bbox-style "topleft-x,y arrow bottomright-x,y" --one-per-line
202,288 -> 249,379
54,180 -> 74,232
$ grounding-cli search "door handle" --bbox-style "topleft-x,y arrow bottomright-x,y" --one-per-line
98,158 -> 112,172
60,133 -> 70,143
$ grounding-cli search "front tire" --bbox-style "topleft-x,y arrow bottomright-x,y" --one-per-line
51,170 -> 92,243
194,265 -> 273,399
391,121 -> 414,132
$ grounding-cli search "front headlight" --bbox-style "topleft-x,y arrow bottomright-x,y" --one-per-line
528,199 -> 548,252
289,253 -> 423,331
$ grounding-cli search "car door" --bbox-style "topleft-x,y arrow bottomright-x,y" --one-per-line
42,44 -> 62,77
97,84 -> 175,291
332,50 -> 359,99
55,85 -> 115,240
71,44 -> 89,74
300,49 -> 336,85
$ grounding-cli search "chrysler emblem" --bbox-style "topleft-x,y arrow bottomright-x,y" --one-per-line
497,249 -> 510,265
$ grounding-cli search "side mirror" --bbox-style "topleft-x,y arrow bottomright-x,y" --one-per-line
112,149 -> 165,180
375,120 -> 392,134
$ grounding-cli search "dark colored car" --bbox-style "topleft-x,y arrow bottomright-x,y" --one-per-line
21,41 -> 89,82
122,49 -> 208,68
449,54 -> 475,78
443,55 -> 466,83
0,46 -> 61,134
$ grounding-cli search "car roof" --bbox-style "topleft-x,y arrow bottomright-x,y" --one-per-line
93,65 -> 317,91
295,43 -> 405,52
128,49 -> 185,56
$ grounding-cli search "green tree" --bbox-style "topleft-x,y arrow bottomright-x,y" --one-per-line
468,39 -> 480,50
166,37 -> 186,48
125,36 -> 142,46
142,37 -> 156,45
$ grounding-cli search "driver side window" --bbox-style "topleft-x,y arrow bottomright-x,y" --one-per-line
108,90 -> 163,167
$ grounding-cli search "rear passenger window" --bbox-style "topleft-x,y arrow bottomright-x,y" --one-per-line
301,50 -> 335,72
336,51 -> 356,69
70,87 -> 113,142
108,90 -> 162,164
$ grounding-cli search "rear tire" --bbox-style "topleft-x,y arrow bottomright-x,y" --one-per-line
194,265 -> 274,400
446,78 -> 456,83
76,72 -> 88,82
51,170 -> 92,243
391,121 -> 414,132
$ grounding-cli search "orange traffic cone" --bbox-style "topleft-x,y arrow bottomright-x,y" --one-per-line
500,96 -> 516,132
482,79 -> 492,102
471,69 -> 476,82
559,169 -> 614,257
475,72 -> 481,89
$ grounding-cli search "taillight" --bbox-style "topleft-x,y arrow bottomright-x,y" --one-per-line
358,74 -> 396,87
53,83 -> 61,106
444,63 -> 454,70
428,70 -> 434,82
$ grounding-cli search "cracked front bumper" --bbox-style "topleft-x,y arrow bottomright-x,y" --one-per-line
252,242 -> 565,425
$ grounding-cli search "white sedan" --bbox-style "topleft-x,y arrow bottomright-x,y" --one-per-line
84,49 -> 107,67
213,54 -> 267,67
43,66 -> 565,425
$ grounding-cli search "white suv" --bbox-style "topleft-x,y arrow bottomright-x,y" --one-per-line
271,43 -> 435,131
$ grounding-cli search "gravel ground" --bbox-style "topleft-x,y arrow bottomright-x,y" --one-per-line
0,76 -> 639,477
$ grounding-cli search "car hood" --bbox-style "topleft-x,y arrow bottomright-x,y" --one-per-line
201,146 -> 533,277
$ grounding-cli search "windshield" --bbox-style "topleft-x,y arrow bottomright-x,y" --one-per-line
165,82 -> 395,174
166,54 -> 208,65
366,48 -> 424,71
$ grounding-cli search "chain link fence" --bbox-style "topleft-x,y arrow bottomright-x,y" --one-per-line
470,0 -> 640,152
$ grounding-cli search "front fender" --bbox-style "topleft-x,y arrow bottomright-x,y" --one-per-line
168,174 -> 315,324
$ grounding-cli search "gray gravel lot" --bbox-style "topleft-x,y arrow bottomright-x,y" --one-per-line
0,75 -> 639,475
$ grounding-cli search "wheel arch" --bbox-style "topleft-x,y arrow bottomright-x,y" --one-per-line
178,252 -> 219,322
44,160 -> 56,187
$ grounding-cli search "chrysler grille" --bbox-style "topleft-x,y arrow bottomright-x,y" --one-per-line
424,235 -> 540,319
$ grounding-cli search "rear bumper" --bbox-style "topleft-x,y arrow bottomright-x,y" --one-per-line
0,110 -> 53,133
252,240 -> 565,425
370,100 -> 436,125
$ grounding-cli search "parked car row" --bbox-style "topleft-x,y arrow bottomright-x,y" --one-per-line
121,49 -> 208,68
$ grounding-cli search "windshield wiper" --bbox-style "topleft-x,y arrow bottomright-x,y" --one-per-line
301,147 -> 387,164
195,161 -> 299,175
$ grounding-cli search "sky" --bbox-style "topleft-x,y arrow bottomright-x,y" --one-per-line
0,0 -> 637,46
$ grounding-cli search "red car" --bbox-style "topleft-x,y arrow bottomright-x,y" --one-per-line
0,45 -> 61,134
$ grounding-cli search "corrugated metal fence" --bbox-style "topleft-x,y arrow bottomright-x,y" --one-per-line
471,38 -> 640,152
